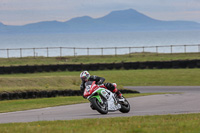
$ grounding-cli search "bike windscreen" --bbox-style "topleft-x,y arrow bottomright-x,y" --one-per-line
85,81 -> 94,86
84,81 -> 96,92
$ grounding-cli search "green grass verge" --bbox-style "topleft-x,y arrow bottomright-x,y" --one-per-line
1,52 -> 200,66
0,93 -> 163,113
0,69 -> 199,92
0,113 -> 199,133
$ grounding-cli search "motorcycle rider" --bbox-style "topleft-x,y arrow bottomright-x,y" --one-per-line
80,71 -> 123,99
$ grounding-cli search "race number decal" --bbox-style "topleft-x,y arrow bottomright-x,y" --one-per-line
101,90 -> 110,99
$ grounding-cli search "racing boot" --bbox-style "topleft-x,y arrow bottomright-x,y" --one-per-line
104,83 -> 125,101
116,90 -> 123,98
116,90 -> 125,101
113,87 -> 125,102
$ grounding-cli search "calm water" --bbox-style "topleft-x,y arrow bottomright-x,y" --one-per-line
0,31 -> 200,57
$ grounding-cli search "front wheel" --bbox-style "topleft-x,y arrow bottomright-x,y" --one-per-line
90,97 -> 108,114
119,98 -> 130,113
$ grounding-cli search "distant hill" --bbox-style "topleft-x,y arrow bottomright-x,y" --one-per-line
1,9 -> 200,34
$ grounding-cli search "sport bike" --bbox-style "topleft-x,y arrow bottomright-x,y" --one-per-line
83,81 -> 130,114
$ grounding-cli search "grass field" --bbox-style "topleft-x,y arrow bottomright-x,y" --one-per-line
0,54 -> 199,131
0,113 -> 199,133
0,95 -> 88,113
0,93 -> 164,113
0,69 -> 199,92
0,52 -> 200,66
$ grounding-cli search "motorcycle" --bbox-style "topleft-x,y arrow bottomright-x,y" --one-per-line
83,81 -> 130,114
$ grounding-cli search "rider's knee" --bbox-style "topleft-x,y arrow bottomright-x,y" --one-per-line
104,83 -> 115,91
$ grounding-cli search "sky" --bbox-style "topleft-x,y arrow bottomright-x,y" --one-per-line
0,0 -> 200,26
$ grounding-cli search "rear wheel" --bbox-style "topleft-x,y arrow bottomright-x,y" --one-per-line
119,98 -> 130,113
90,97 -> 108,114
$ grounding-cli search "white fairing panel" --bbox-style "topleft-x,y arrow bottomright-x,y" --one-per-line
100,89 -> 121,111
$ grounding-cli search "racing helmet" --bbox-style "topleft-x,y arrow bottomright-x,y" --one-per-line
80,71 -> 90,81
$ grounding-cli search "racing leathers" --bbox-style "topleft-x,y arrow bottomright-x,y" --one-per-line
80,75 -> 122,98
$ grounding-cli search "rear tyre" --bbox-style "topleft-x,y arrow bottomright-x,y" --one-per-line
90,97 -> 108,114
119,99 -> 130,113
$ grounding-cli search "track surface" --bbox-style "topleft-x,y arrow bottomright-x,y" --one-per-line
0,86 -> 200,123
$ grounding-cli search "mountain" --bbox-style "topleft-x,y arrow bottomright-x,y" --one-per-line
0,22 -> 4,26
1,9 -> 200,34
0,22 -> 5,29
99,9 -> 157,24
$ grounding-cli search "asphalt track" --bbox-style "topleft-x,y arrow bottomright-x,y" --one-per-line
0,86 -> 200,124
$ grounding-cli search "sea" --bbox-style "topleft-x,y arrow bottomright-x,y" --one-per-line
0,30 -> 200,58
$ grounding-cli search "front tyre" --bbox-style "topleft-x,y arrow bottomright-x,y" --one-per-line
90,97 -> 108,114
119,99 -> 130,113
